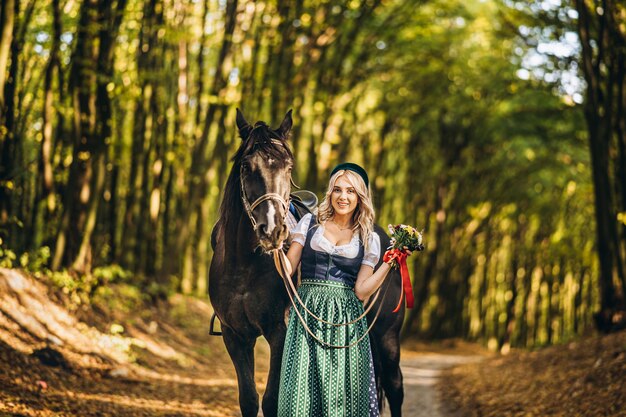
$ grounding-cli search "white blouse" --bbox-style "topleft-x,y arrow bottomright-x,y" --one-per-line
290,213 -> 381,268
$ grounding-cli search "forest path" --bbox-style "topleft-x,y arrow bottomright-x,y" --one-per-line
3,269 -> 623,416
382,353 -> 484,417
0,268 -> 488,417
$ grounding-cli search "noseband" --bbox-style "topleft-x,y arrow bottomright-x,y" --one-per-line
239,139 -> 290,231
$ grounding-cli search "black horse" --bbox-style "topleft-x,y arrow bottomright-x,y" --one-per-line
209,109 -> 405,417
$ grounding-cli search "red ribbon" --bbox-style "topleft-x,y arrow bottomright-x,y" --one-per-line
383,249 -> 414,313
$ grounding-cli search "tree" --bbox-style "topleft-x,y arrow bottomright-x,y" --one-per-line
52,0 -> 128,273
0,0 -> 16,117
574,0 -> 626,331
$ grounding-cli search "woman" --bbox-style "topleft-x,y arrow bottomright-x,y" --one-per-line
277,162 -> 400,417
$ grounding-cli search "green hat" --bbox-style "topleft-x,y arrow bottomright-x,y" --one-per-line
330,162 -> 369,188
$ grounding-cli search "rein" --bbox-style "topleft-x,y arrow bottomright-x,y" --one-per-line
275,249 -> 381,327
272,249 -> 387,349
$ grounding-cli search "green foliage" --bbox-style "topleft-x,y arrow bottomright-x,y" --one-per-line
93,283 -> 146,316
0,0 -> 609,348
0,238 -> 17,268
46,270 -> 92,309
92,264 -> 132,286
1,243 -> 52,274
19,246 -> 51,272
42,264 -> 133,311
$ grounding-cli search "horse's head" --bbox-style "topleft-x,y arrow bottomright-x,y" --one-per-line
235,108 -> 294,252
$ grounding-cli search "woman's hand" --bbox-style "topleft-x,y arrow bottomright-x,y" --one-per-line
285,241 -> 304,276
383,247 -> 411,266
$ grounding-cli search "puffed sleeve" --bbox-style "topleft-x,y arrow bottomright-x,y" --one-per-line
290,213 -> 312,246
361,232 -> 381,268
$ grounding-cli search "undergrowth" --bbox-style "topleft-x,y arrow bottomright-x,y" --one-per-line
0,238 -> 147,312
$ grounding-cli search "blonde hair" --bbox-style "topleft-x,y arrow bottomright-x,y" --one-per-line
318,170 -> 375,251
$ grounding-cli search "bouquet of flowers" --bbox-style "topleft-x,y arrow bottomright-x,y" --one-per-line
383,224 -> 425,313
386,224 -> 424,266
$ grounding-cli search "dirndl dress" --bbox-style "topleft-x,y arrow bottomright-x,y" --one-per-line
277,214 -> 380,417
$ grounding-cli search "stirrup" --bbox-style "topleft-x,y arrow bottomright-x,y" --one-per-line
209,313 -> 222,336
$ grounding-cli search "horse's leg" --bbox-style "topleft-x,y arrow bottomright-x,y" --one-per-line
380,336 -> 404,417
222,327 -> 259,417
261,321 -> 287,417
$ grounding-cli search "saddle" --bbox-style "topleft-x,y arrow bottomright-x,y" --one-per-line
289,190 -> 318,220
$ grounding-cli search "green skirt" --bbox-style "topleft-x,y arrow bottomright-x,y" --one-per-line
277,279 -> 379,417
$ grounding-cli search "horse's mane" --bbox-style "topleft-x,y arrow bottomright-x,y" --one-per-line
218,122 -> 294,233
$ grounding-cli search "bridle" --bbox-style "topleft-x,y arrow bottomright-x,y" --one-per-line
240,175 -> 290,231
239,138 -> 291,231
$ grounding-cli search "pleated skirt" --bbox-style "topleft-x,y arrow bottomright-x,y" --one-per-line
277,279 -> 379,417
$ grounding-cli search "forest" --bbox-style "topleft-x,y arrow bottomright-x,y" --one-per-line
0,0 -> 625,356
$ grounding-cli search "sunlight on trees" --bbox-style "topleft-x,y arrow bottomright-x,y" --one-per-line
0,0 -> 624,348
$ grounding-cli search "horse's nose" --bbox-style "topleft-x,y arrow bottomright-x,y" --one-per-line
273,223 -> 288,241
258,223 -> 271,238
258,222 -> 287,246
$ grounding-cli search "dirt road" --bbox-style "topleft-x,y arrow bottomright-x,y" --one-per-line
382,354 -> 483,417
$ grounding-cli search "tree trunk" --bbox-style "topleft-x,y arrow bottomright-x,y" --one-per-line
137,0 -> 166,280
123,0 -> 159,272
520,258 -> 532,345
269,0 -> 297,122
194,0 -> 209,128
240,3 -> 262,115
108,117 -> 122,263
30,0 -> 62,251
0,0 -> 15,117
616,53 -> 626,245
52,0 -> 98,271
169,0 -> 238,282
195,193 -> 211,296
0,0 -> 36,249
52,0 -> 127,273
575,0 -> 626,330
72,0 -> 128,272
545,262 -> 554,344
41,0 -> 61,214
145,52 -> 167,279
0,0 -> 19,238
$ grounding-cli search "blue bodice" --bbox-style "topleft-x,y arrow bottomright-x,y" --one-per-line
300,216 -> 365,288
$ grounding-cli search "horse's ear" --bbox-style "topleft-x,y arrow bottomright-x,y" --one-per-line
236,108 -> 252,139
277,109 -> 293,139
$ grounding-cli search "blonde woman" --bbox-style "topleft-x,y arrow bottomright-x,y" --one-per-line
277,162 -> 397,417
